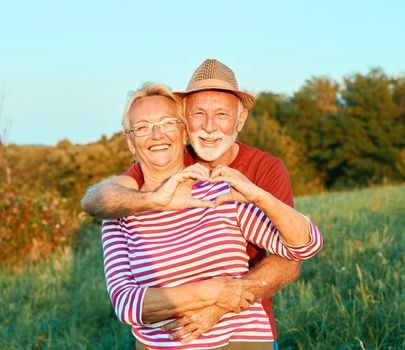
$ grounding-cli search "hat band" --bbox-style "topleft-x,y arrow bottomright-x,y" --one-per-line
187,79 -> 239,92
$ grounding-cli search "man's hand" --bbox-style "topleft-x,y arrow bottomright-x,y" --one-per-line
162,305 -> 227,344
161,276 -> 268,344
209,165 -> 262,206
209,276 -> 265,313
152,164 -> 215,211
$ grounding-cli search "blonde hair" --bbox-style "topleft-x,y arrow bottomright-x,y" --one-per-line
122,83 -> 185,132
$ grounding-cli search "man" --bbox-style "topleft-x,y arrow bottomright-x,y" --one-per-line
81,59 -> 300,347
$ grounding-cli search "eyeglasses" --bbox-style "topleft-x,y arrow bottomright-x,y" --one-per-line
125,117 -> 183,137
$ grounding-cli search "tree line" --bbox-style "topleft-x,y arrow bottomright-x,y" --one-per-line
239,68 -> 405,194
0,67 -> 404,265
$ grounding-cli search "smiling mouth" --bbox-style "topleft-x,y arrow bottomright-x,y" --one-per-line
149,144 -> 170,151
199,137 -> 221,145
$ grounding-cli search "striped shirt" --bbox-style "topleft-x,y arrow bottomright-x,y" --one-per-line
102,181 -> 322,349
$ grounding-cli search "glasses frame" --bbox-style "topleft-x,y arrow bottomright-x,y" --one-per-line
125,117 -> 183,137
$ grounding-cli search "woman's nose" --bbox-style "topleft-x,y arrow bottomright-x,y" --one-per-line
150,124 -> 163,139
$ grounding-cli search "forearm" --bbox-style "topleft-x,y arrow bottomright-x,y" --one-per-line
243,254 -> 300,300
142,281 -> 218,323
104,247 -> 216,325
254,188 -> 310,246
142,275 -> 258,323
81,176 -> 154,218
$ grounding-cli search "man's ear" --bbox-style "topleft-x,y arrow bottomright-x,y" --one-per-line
181,125 -> 189,146
236,108 -> 249,132
125,133 -> 136,156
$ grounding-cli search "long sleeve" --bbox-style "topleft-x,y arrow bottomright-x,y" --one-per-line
236,203 -> 323,261
102,219 -> 148,325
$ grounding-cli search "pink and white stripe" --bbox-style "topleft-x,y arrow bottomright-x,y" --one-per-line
102,181 -> 322,349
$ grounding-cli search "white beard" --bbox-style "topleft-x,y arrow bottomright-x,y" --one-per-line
189,130 -> 238,162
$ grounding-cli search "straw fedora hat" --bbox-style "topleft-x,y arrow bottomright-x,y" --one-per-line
174,59 -> 256,110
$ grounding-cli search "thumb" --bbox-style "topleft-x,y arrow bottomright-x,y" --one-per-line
214,193 -> 234,207
189,198 -> 216,209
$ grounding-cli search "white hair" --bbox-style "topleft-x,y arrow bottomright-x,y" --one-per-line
122,83 -> 185,133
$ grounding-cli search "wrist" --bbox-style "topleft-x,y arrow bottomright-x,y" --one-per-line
254,187 -> 273,208
147,191 -> 164,211
200,279 -> 221,305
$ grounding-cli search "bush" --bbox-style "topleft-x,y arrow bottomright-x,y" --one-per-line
0,186 -> 81,267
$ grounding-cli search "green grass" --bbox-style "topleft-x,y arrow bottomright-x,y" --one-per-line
1,186 -> 404,349
0,222 -> 134,350
274,185 -> 405,349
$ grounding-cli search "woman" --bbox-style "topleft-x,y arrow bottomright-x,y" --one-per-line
102,83 -> 322,349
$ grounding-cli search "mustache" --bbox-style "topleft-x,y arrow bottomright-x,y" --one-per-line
190,130 -> 225,139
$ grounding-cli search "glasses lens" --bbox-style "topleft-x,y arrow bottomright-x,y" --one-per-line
160,119 -> 178,133
132,118 -> 179,136
133,124 -> 152,136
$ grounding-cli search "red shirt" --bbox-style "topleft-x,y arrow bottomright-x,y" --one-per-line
123,142 -> 294,339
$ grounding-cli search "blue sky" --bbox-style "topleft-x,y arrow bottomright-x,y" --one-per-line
1,0 -> 404,145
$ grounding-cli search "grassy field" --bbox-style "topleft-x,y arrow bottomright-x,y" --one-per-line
1,185 -> 404,349
275,185 -> 405,349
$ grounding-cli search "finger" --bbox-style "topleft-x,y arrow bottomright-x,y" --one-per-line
169,323 -> 197,340
211,165 -> 237,179
181,329 -> 205,344
169,173 -> 193,186
208,176 -> 244,199
242,291 -> 255,303
209,175 -> 238,187
184,164 -> 210,180
240,299 -> 250,310
213,193 -> 234,206
232,305 -> 241,313
193,163 -> 211,178
177,171 -> 210,183
210,166 -> 227,179
189,198 -> 216,209
161,318 -> 188,331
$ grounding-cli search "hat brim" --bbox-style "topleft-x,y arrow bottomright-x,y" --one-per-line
174,87 -> 256,111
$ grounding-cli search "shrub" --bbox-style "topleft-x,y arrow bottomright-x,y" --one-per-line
0,186 -> 81,267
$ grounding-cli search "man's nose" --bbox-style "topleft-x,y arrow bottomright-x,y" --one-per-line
202,114 -> 216,133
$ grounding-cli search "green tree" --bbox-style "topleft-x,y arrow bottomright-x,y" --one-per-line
276,77 -> 339,187
392,76 -> 405,177
239,110 -> 323,195
332,68 -> 404,187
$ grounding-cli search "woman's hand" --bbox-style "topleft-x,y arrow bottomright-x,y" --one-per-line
152,164 -> 215,210
209,165 -> 263,206
162,305 -> 227,344
162,276 -> 266,343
